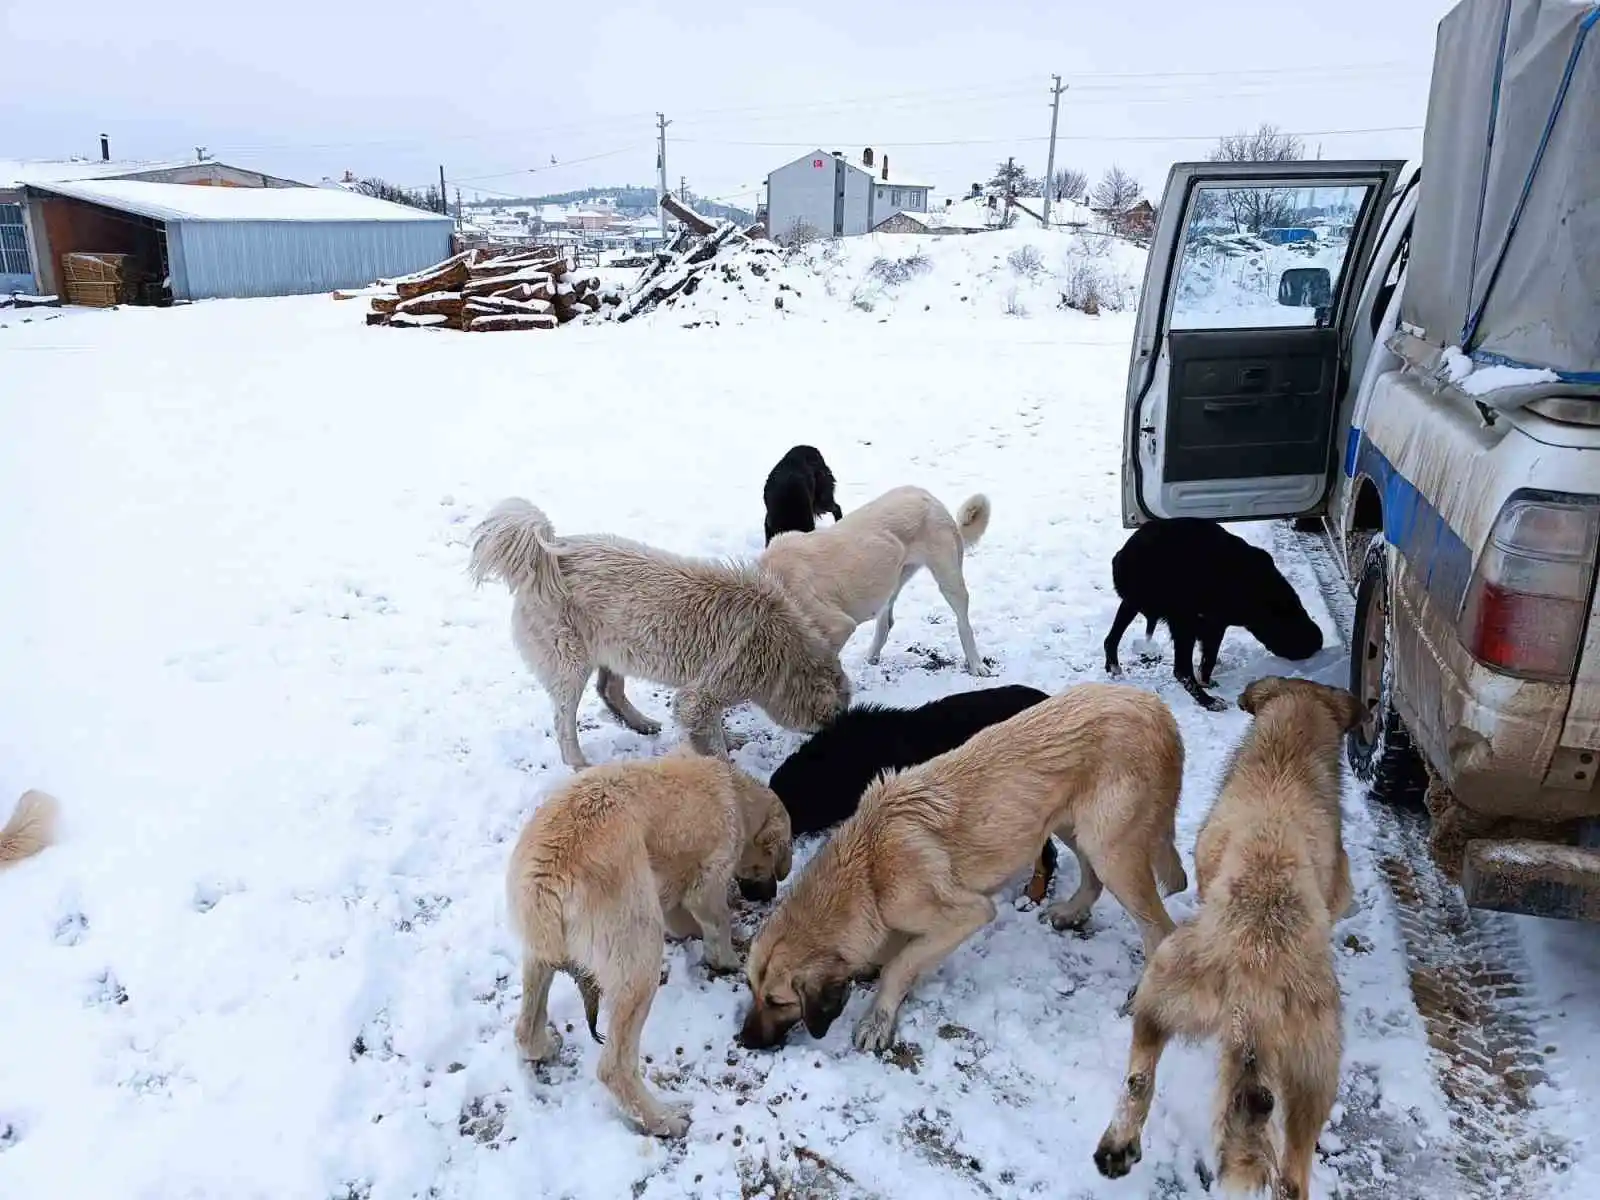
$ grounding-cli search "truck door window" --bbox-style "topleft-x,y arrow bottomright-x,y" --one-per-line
1170,182 -> 1374,331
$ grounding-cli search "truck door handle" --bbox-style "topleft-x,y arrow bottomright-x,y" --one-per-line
1238,366 -> 1268,390
1203,398 -> 1264,414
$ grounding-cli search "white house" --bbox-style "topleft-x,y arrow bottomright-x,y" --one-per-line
764,148 -> 931,243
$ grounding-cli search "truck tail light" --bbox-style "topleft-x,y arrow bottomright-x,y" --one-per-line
1458,493 -> 1600,682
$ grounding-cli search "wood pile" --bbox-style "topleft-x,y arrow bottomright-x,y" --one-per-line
363,246 -> 612,332
615,197 -> 780,323
61,252 -> 143,308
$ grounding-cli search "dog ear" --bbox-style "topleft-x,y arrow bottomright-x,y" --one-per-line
1238,676 -> 1289,715
797,968 -> 850,1039
1324,686 -> 1366,733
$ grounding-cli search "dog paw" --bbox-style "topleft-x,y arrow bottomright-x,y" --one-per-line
1200,695 -> 1229,713
645,1102 -> 692,1139
702,947 -> 742,977
1093,1135 -> 1143,1179
1044,901 -> 1092,932
1104,662 -> 1124,679
1116,985 -> 1139,1018
967,662 -> 995,678
852,1007 -> 898,1054
515,1022 -> 562,1065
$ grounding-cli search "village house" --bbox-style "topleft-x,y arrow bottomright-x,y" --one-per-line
764,148 -> 931,243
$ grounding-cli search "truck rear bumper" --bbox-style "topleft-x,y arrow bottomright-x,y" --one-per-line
1460,839 -> 1600,922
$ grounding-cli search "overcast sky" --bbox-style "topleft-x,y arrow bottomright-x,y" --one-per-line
2,1 -> 1454,208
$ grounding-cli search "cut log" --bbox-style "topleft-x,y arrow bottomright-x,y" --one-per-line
470,252 -> 562,280
396,258 -> 471,300
491,281 -> 554,303
365,311 -> 392,326
577,292 -> 602,312
465,296 -> 554,317
395,290 -> 466,319
390,312 -> 450,328
380,250 -> 472,288
464,268 -> 553,297
468,313 -> 558,332
369,295 -> 400,314
661,194 -> 717,236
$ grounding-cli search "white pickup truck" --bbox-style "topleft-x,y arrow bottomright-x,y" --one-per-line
1119,0 -> 1600,920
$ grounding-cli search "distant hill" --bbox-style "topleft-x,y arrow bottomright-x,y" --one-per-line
465,185 -> 753,225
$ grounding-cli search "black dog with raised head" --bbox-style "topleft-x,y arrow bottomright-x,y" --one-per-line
1104,518 -> 1323,711
768,683 -> 1060,901
762,445 -> 843,543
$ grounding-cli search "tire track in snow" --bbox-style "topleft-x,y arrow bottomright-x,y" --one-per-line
1284,523 -> 1572,1199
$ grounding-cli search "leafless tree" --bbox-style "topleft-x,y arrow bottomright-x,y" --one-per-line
1204,123 -> 1306,232
1050,167 -> 1089,203
1091,166 -> 1142,235
355,177 -> 445,214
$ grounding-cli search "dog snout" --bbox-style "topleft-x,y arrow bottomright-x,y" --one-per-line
737,1001 -> 796,1051
737,876 -> 778,903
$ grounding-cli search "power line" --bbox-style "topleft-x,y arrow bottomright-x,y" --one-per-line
451,144 -> 647,184
676,124 -> 1423,149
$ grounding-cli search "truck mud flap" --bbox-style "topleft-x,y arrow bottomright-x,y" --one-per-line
1461,839 -> 1600,923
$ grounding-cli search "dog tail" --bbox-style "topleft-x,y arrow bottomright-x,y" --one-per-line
468,498 -> 566,604
558,961 -> 605,1044
1216,1025 -> 1277,1195
0,790 -> 58,868
955,494 -> 991,548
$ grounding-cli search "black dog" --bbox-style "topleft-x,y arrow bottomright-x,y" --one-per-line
762,445 -> 843,543
1104,519 -> 1323,711
768,683 -> 1061,901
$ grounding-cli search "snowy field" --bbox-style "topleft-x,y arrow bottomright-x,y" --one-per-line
0,233 -> 1592,1199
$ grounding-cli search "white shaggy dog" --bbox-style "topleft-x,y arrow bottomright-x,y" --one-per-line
761,485 -> 993,676
0,790 -> 58,868
470,498 -> 851,769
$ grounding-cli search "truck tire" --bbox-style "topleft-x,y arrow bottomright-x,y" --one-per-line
1347,539 -> 1430,807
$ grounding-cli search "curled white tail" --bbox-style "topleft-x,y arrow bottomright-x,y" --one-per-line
468,497 -> 567,604
956,494 -> 992,547
0,790 -> 59,867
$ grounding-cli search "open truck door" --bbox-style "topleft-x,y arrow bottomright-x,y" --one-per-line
1122,160 -> 1404,525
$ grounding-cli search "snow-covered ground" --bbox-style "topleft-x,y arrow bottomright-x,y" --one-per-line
0,232 -> 1589,1199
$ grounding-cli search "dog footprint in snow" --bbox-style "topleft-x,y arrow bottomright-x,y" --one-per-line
193,880 -> 245,913
88,970 -> 129,1009
55,911 -> 89,946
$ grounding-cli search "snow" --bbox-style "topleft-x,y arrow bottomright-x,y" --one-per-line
0,236 -> 1579,1200
1458,364 -> 1560,396
28,179 -> 453,223
0,157 -> 196,189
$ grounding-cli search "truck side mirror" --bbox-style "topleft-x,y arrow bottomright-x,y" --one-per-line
1278,266 -> 1332,308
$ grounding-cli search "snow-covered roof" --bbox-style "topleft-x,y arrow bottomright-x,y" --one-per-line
26,179 -> 453,224
0,157 -> 195,190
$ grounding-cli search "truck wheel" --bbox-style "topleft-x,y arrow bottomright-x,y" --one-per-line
1347,540 -> 1430,806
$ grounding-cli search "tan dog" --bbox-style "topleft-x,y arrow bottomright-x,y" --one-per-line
739,683 -> 1187,1053
507,752 -> 792,1137
1093,677 -> 1362,1200
470,498 -> 850,769
761,485 -> 993,676
0,790 -> 58,868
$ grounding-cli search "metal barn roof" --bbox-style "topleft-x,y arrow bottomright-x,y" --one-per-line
28,179 -> 452,224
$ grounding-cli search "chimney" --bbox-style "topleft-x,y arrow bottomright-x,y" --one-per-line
100,134 -> 110,161
862,147 -> 874,168
881,154 -> 889,182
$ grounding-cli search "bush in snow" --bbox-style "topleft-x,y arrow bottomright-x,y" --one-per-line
1004,287 -> 1029,318
1007,245 -> 1045,278
866,250 -> 932,287
1059,262 -> 1109,315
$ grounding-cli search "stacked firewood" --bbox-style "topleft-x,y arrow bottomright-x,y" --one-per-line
614,195 -> 778,323
363,247 -> 612,332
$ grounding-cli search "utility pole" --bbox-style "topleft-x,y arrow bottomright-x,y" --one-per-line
439,165 -> 448,216
656,113 -> 672,237
1042,74 -> 1066,229
680,175 -> 688,203
455,188 -> 463,230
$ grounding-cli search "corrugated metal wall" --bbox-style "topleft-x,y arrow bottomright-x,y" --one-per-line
166,219 -> 453,300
